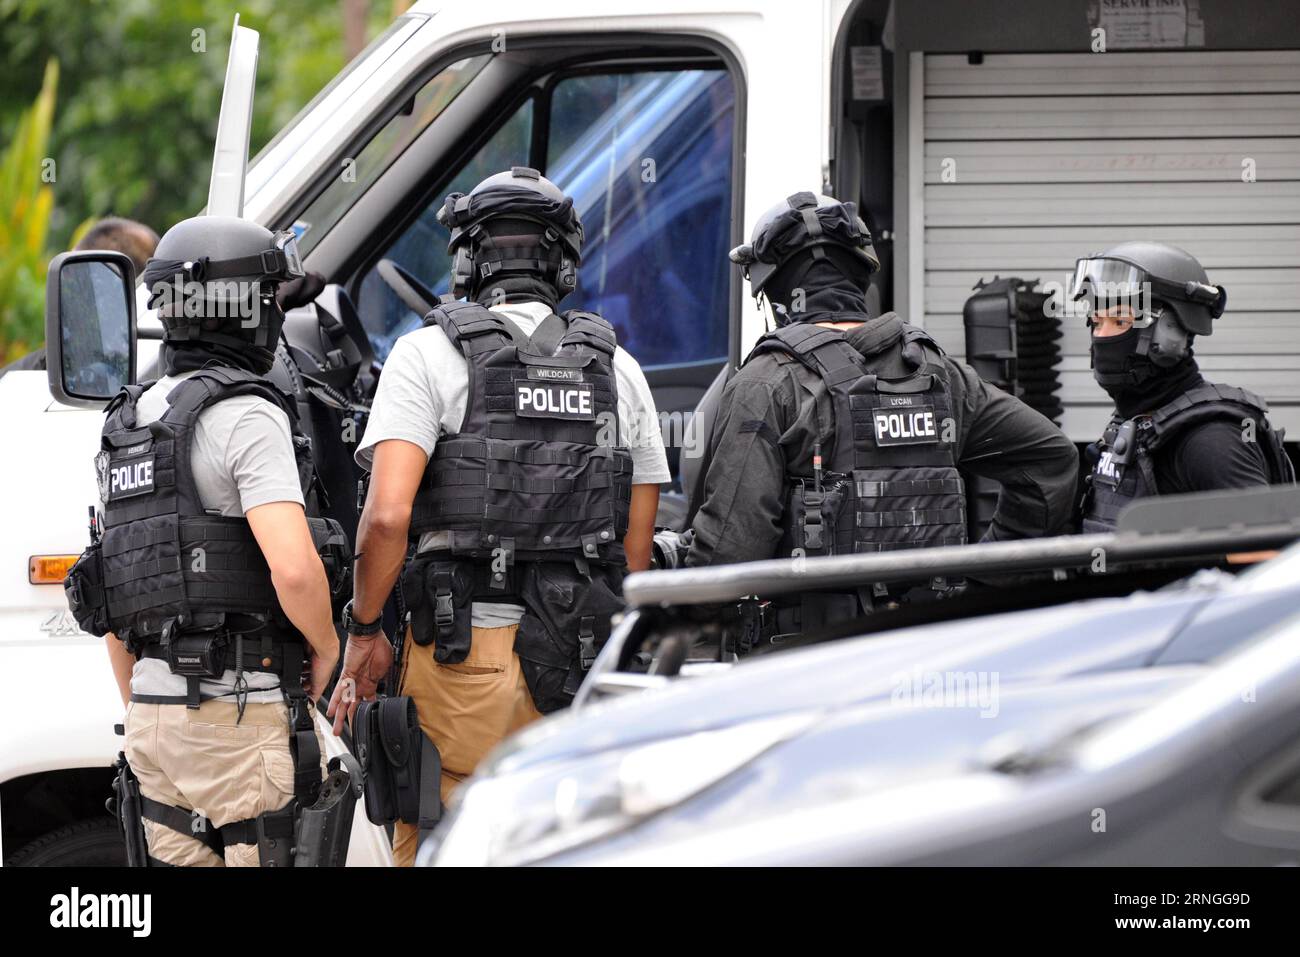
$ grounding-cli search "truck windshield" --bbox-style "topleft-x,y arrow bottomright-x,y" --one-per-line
244,16 -> 430,215
293,52 -> 491,254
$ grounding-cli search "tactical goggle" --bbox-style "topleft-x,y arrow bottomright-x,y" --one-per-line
198,229 -> 304,283
1069,256 -> 1225,326
145,230 -> 304,288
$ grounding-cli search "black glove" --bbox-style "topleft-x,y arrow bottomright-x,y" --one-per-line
276,270 -> 328,310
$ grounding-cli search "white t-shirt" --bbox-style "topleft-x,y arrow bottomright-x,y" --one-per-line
356,300 -> 671,627
129,370 -> 305,703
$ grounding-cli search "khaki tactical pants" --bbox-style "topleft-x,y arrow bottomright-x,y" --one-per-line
124,698 -> 325,867
392,624 -> 543,867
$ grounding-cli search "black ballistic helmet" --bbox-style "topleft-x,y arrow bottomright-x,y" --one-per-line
140,215 -> 303,364
1070,241 -> 1226,369
730,191 -> 880,298
437,167 -> 584,299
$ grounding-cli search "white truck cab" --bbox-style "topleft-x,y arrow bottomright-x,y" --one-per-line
5,0 -> 1297,863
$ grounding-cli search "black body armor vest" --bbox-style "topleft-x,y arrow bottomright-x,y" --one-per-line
743,322 -> 966,634
402,302 -> 633,712
1082,382 -> 1295,533
751,322 -> 967,558
71,367 -> 349,659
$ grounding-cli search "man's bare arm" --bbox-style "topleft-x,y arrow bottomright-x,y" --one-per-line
106,633 -> 133,709
352,439 -> 428,622
324,439 -> 426,734
625,482 -> 659,572
245,500 -> 339,693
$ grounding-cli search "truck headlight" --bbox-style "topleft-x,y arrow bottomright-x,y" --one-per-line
431,713 -> 813,866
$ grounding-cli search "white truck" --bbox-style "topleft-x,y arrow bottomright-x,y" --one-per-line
3,0 -> 1296,864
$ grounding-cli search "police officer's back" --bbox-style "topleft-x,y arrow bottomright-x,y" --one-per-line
1073,242 -> 1295,531
687,193 -> 1079,624
333,168 -> 670,866
70,216 -> 347,866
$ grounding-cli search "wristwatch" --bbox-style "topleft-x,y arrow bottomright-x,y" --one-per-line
342,599 -> 383,636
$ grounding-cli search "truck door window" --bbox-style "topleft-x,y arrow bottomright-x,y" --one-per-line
357,98 -> 534,357
296,54 -> 492,258
357,64 -> 736,370
546,69 -> 735,369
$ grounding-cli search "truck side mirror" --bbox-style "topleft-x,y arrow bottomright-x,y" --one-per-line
44,250 -> 137,408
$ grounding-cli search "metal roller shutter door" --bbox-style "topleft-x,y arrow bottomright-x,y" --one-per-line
918,51 -> 1300,441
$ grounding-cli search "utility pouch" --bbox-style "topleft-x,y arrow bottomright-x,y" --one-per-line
294,753 -> 363,868
734,598 -> 772,655
515,563 -> 623,714
355,696 -> 442,837
107,750 -> 149,868
65,543 -> 111,637
788,476 -> 848,557
404,557 -> 473,664
308,516 -> 353,614
256,802 -> 298,867
165,627 -> 230,679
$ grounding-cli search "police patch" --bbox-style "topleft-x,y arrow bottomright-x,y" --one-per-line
873,398 -> 939,447
95,450 -> 111,504
514,380 -> 596,420
105,453 -> 156,501
1093,452 -> 1123,488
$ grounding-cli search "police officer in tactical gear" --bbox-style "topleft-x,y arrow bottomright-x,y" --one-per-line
331,167 -> 669,866
1074,241 -> 1295,532
686,192 -> 1079,628
85,215 -> 347,866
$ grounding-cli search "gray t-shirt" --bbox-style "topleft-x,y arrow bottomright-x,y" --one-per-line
129,370 -> 306,702
356,301 -> 671,628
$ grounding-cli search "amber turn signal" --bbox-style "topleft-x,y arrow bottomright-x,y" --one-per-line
29,555 -> 79,585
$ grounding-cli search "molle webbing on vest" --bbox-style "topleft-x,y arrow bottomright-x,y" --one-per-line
750,321 -> 967,556
410,302 -> 632,561
98,367 -> 309,643
1082,382 -> 1292,533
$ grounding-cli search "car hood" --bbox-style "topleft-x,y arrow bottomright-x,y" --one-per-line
488,575 -> 1298,777
547,663 -> 1204,865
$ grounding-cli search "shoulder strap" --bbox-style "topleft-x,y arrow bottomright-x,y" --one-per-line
1144,382 -> 1268,450
751,323 -> 868,390
750,323 -> 871,475
103,382 -> 152,430
900,324 -> 946,372
158,368 -> 309,515
526,312 -> 569,358
560,309 -> 617,355
161,367 -> 298,427
425,300 -> 524,356
901,325 -> 945,355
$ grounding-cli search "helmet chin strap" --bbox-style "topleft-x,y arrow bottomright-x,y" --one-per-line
758,292 -> 787,330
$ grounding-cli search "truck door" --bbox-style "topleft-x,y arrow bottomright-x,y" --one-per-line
283,37 -> 744,504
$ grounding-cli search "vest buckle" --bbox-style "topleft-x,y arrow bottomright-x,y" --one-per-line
434,592 -> 455,638
801,489 -> 825,551
432,568 -> 456,638
578,616 -> 597,670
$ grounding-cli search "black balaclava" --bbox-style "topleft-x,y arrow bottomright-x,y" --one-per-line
765,248 -> 906,359
161,302 -> 285,377
1091,321 -> 1204,419
764,248 -> 872,326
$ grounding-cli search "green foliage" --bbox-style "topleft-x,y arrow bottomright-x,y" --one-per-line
0,60 -> 92,361
0,0 -> 393,358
